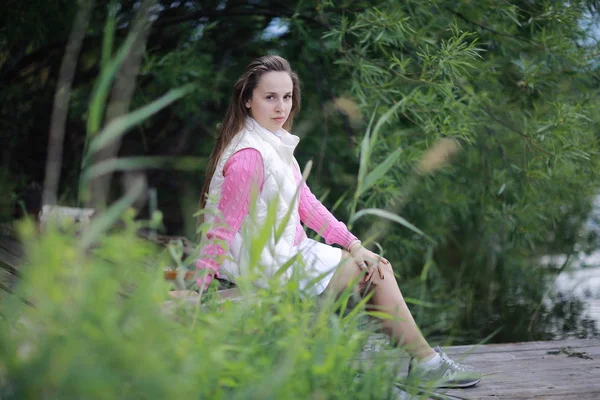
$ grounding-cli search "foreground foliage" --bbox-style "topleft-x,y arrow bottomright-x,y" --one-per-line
0,217 -> 403,399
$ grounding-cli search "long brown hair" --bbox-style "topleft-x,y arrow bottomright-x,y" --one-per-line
199,55 -> 302,210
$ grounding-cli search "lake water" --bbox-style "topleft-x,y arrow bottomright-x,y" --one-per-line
554,255 -> 600,326
542,195 -> 600,336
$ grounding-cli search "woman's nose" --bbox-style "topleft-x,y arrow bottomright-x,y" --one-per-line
275,99 -> 285,112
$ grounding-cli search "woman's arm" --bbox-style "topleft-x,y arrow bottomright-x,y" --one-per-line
295,168 -> 358,250
294,166 -> 390,281
195,148 -> 264,286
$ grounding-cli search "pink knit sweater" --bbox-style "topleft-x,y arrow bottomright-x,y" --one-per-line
196,148 -> 357,279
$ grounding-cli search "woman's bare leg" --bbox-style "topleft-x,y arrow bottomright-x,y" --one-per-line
324,251 -> 435,361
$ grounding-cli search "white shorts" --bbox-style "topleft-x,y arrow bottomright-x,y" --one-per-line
218,237 -> 343,296
296,238 -> 343,295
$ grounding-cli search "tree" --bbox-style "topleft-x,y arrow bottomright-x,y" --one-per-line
320,0 -> 600,341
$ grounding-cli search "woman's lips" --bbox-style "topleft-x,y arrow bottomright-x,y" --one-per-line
273,117 -> 286,122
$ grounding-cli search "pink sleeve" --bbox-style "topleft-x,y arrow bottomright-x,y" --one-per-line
195,149 -> 264,285
295,168 -> 358,249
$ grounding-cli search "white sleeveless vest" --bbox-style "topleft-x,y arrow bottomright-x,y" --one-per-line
203,118 -> 302,288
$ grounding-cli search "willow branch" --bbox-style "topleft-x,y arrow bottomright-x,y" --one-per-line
480,105 -> 552,156
441,6 -> 529,41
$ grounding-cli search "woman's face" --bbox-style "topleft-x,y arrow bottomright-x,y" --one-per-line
246,71 -> 293,133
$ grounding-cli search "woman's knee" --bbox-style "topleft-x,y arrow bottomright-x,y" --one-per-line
333,251 -> 396,295
324,253 -> 362,295
363,261 -> 394,293
379,261 -> 394,279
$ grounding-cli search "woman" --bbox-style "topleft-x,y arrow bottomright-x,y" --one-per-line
196,55 -> 481,388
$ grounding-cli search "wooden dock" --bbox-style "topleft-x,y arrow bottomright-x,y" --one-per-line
362,336 -> 600,399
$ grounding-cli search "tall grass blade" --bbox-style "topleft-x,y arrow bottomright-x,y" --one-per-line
79,179 -> 145,250
100,1 -> 118,70
356,126 -> 371,196
86,34 -> 136,137
272,255 -> 298,280
370,98 -> 406,146
83,156 -> 207,181
420,247 -> 434,281
349,208 -> 433,241
359,148 -> 402,196
87,85 -> 194,158
342,291 -> 374,322
354,101 -> 406,211
248,197 -> 279,271
403,298 -> 439,308
274,161 -> 312,242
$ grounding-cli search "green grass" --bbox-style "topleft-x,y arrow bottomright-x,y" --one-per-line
0,216 -> 407,399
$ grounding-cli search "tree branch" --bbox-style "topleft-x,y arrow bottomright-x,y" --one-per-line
442,6 -> 534,42
480,105 -> 552,156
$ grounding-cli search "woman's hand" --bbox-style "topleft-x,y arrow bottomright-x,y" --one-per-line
348,241 -> 389,283
194,259 -> 220,290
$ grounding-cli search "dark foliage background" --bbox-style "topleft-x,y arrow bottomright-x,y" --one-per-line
2,0 -> 600,344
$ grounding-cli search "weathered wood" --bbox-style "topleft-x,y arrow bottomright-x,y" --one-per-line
39,205 -> 95,227
0,231 -> 26,294
361,336 -> 600,400
161,288 -> 244,314
167,288 -> 242,302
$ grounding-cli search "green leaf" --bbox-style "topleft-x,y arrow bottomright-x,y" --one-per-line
83,156 -> 207,181
100,1 -> 118,71
272,255 -> 298,280
357,124 -> 371,194
420,247 -> 434,281
79,179 -> 145,250
87,34 -> 136,137
275,161 -> 312,242
359,148 -> 402,196
248,196 -> 279,269
87,85 -> 194,158
403,298 -> 439,308
365,311 -> 396,320
349,208 -> 433,241
370,98 -> 406,145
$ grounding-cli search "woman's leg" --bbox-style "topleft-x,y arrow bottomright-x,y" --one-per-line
324,251 -> 435,361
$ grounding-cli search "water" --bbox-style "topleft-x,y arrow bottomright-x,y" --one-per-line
554,255 -> 600,326
541,194 -> 600,337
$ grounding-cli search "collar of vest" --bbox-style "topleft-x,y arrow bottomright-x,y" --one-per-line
245,117 -> 299,164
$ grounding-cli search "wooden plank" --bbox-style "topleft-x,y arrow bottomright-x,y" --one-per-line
161,288 -> 244,314
440,340 -> 600,400
0,253 -> 21,277
362,335 -> 599,355
360,345 -> 600,363
447,339 -> 599,354
0,237 -> 26,270
359,345 -> 600,366
167,288 -> 242,301
359,337 -> 600,400
39,205 -> 95,226
0,236 -> 25,292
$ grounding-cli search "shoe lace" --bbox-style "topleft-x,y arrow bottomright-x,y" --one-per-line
440,352 -> 466,371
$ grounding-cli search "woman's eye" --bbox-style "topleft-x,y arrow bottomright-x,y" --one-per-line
266,96 -> 274,100
284,95 -> 291,99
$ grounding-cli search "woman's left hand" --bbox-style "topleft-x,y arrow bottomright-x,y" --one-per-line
350,244 -> 389,283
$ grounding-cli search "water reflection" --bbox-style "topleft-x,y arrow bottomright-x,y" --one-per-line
541,251 -> 600,339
